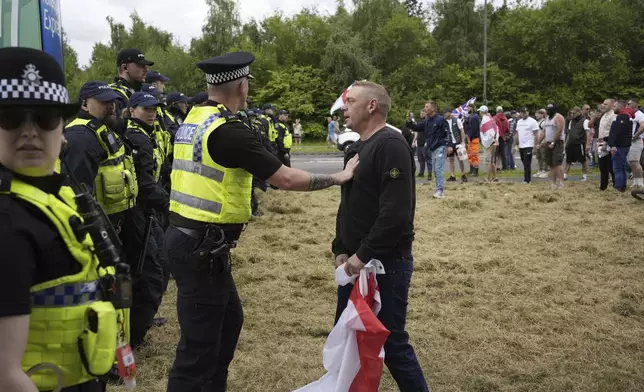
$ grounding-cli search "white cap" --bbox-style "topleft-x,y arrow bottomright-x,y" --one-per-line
478,105 -> 489,113
496,106 -> 503,112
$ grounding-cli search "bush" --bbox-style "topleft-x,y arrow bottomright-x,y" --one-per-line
301,121 -> 327,141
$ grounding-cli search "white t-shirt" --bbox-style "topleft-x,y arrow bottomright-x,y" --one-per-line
516,117 -> 539,148
544,115 -> 565,142
447,117 -> 464,144
633,110 -> 644,139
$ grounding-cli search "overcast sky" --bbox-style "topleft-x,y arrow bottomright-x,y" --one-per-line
60,0 -> 340,67
61,0 -> 502,67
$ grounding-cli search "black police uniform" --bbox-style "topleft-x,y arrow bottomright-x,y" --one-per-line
63,84 -> 163,351
164,53 -> 284,392
110,49 -> 154,133
275,111 -> 291,167
125,113 -> 171,294
0,47 -> 107,392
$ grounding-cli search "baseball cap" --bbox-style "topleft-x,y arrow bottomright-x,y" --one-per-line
79,81 -> 120,102
117,48 -> 154,66
478,105 -> 489,113
496,106 -> 503,112
190,92 -> 208,105
167,92 -> 188,105
128,92 -> 161,108
262,103 -> 276,110
278,109 -> 289,115
140,83 -> 160,97
519,107 -> 528,112
145,70 -> 170,83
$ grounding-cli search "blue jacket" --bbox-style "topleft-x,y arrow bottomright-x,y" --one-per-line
408,114 -> 450,151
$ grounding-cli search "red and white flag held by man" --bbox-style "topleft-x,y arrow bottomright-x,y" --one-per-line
293,260 -> 389,392
330,83 -> 356,115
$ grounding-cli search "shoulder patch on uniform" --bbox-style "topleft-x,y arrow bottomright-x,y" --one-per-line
387,168 -> 402,179
86,118 -> 102,132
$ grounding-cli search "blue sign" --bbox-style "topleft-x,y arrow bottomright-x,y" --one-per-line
39,0 -> 63,69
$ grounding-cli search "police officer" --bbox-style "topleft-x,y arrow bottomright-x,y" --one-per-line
145,70 -> 170,103
109,48 -> 154,132
62,84 -> 163,352
260,103 -> 278,154
276,109 -> 293,167
124,92 -> 170,296
165,92 -> 190,125
61,81 -> 137,237
164,51 -> 358,391
189,91 -> 209,109
0,47 -> 129,392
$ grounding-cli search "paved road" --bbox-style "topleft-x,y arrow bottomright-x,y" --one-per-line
291,154 -> 598,182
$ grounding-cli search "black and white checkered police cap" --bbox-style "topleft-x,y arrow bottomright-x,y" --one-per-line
0,47 -> 78,116
197,52 -> 255,86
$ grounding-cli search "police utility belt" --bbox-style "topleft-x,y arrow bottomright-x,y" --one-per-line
176,224 -> 239,275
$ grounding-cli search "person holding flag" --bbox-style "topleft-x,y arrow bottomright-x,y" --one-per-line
479,105 -> 500,182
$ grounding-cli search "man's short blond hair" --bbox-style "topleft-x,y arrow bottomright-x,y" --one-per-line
353,80 -> 391,116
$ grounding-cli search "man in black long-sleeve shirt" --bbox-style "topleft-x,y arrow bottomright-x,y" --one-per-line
332,80 -> 429,392
609,100 -> 634,191
408,101 -> 450,198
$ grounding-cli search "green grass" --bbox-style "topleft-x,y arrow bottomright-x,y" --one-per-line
291,140 -> 341,154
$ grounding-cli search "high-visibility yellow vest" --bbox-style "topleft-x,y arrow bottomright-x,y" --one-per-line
64,118 -> 138,215
170,104 -> 252,224
2,178 -> 124,391
163,108 -> 177,124
279,122 -> 293,149
108,82 -> 132,103
155,107 -> 173,159
127,119 -> 163,183
261,114 -> 278,142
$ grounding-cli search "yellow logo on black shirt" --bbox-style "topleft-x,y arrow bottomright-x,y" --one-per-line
389,168 -> 401,178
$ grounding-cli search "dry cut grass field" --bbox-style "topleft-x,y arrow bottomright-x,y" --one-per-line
111,181 -> 644,392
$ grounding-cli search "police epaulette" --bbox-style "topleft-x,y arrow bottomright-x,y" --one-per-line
86,118 -> 102,132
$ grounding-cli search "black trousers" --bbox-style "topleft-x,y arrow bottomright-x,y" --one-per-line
497,137 -> 509,170
599,155 -> 615,190
519,147 -> 533,183
119,208 -> 164,349
165,225 -> 243,392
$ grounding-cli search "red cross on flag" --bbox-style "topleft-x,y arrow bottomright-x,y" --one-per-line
293,260 -> 389,392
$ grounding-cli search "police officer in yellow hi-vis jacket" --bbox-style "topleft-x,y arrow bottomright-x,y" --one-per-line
0,48 -> 130,392
62,82 -> 164,352
165,51 -> 359,391
276,109 -> 293,167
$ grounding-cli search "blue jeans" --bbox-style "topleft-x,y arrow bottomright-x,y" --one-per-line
431,145 -> 446,192
612,146 -> 630,190
335,256 -> 429,392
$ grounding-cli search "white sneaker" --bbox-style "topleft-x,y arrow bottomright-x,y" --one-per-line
581,175 -> 588,182
533,171 -> 543,178
538,171 -> 549,179
433,191 -> 444,199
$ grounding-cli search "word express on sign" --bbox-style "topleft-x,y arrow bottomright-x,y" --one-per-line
40,0 -> 63,69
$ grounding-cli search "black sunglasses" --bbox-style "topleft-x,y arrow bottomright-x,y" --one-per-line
0,107 -> 63,131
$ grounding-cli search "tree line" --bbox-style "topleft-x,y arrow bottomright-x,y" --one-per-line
63,0 -> 644,139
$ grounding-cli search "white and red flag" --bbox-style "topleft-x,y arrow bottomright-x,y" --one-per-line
330,83 -> 356,115
293,260 -> 389,392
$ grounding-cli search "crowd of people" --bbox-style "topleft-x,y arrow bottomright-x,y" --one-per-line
400,99 -> 644,198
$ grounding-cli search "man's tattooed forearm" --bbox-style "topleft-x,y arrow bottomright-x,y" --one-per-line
307,174 -> 336,191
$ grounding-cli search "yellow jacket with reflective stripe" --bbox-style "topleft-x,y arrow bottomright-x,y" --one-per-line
278,121 -> 293,149
154,107 -> 172,159
261,114 -> 278,142
2,179 -> 123,391
127,119 -> 163,183
64,118 -> 138,215
170,104 -> 253,224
